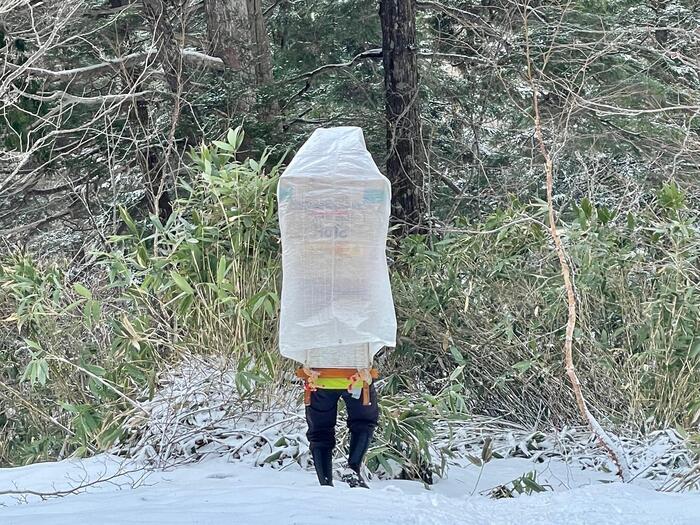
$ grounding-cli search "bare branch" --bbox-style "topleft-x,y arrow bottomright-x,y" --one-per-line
281,49 -> 382,111
0,209 -> 71,236
522,2 -> 632,481
284,48 -> 382,84
4,49 -> 224,83
18,89 -> 156,106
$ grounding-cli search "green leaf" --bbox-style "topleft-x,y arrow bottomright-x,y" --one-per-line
73,283 -> 92,300
263,450 -> 283,464
376,453 -> 394,475
658,182 -> 685,211
228,126 -> 244,150
263,351 -> 276,376
80,409 -> 100,434
449,345 -> 465,365
521,475 -> 547,493
236,130 -> 245,149
91,300 -> 101,322
263,296 -> 275,317
449,365 -> 465,381
213,140 -> 234,151
512,360 -> 534,374
217,255 -> 227,284
690,340 -> 700,359
149,213 -> 166,233
24,338 -> 42,351
97,423 -> 123,450
597,206 -> 615,225
250,291 -> 268,314
61,402 -> 78,413
580,198 -> 594,220
226,126 -> 245,151
22,357 -> 49,387
118,205 -> 139,236
170,270 -> 194,295
83,364 -> 106,377
136,245 -> 150,268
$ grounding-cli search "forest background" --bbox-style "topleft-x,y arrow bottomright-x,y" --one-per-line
1,0 -> 700,482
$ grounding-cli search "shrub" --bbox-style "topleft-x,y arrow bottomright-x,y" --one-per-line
0,129 -> 283,466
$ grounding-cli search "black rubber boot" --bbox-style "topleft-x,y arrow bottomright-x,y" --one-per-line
344,430 -> 373,488
348,430 -> 372,469
341,465 -> 369,488
311,447 -> 334,486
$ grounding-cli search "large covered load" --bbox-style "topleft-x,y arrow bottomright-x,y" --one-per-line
277,127 -> 396,369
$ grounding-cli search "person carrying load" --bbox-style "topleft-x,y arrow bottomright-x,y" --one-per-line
277,127 -> 397,488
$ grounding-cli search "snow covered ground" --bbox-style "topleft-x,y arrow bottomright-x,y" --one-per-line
2,453 -> 700,525
4,360 -> 698,524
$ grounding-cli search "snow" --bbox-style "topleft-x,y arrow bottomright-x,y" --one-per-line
2,453 -> 700,525
4,358 -> 698,524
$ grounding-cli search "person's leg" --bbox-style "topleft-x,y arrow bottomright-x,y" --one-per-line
305,388 -> 341,486
342,383 -> 379,487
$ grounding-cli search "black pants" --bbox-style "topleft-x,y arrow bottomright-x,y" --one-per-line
305,383 -> 379,450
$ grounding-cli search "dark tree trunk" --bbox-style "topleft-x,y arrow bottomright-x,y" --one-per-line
653,0 -> 669,45
203,0 -> 254,77
380,0 -> 425,230
247,0 -> 274,86
247,0 -> 277,117
141,0 -> 181,93
136,0 -> 181,221
203,0 -> 276,113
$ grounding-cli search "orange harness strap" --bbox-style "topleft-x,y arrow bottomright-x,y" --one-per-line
295,368 -> 379,380
296,367 -> 378,406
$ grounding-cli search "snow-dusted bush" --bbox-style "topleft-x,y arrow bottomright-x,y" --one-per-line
3,131 -> 700,482
0,130 -> 283,466
386,183 -> 700,428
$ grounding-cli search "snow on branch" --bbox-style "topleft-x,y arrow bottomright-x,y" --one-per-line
523,9 -> 632,482
285,48 -> 383,84
282,49 -> 382,111
18,89 -> 156,106
5,49 -> 225,82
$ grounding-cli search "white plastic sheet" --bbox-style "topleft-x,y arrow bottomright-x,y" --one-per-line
277,127 -> 396,368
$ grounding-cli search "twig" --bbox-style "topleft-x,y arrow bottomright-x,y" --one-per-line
522,1 -> 631,482
228,416 -> 302,457
5,49 -> 224,82
0,463 -> 148,499
281,49 -> 382,110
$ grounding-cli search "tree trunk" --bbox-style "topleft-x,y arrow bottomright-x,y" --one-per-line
138,0 -> 180,221
141,0 -> 181,93
203,0 -> 255,80
247,0 -> 274,86
203,0 -> 276,112
380,0 -> 425,230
